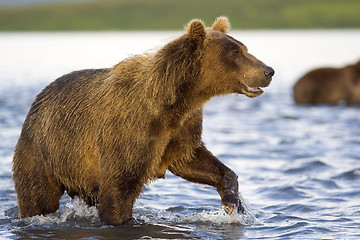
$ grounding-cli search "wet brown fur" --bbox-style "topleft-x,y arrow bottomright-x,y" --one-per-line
293,60 -> 360,105
12,17 -> 274,225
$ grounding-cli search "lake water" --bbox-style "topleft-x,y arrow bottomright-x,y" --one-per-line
0,30 -> 360,239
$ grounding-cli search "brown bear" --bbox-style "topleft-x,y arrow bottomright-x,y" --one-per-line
12,17 -> 274,225
293,60 -> 360,105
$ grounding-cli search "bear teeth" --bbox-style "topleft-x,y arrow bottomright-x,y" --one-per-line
240,83 -> 264,98
247,87 -> 263,94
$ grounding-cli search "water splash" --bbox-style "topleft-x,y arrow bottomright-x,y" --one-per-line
135,194 -> 261,226
13,197 -> 99,227
11,194 -> 259,228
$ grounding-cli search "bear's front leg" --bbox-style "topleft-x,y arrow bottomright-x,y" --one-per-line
98,172 -> 145,225
217,167 -> 245,214
168,144 -> 245,214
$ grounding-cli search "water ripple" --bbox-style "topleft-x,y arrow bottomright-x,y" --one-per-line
284,158 -> 331,175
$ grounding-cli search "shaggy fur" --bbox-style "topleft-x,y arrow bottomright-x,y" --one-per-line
13,17 -> 274,225
293,60 -> 360,105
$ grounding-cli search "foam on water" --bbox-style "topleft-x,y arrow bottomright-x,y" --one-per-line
11,194 -> 258,228
135,194 -> 261,226
13,197 -> 99,226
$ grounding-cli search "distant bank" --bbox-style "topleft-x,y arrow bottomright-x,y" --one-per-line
0,0 -> 93,7
0,0 -> 359,31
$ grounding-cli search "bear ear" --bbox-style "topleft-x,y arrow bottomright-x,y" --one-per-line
212,16 -> 230,33
186,19 -> 206,43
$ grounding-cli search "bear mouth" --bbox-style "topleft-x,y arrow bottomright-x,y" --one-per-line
239,83 -> 265,98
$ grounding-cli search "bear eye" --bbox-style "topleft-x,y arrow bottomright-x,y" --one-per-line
231,48 -> 240,56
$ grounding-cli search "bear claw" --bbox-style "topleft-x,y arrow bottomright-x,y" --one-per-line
223,201 -> 245,215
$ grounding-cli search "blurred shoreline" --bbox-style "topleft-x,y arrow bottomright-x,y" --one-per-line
0,0 -> 359,31
0,0 -> 93,7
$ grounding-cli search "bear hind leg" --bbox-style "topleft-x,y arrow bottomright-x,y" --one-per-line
13,160 -> 65,218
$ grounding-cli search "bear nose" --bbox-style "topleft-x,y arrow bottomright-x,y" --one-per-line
264,66 -> 275,81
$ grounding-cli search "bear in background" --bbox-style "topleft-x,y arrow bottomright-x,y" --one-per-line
12,17 -> 274,225
293,60 -> 360,105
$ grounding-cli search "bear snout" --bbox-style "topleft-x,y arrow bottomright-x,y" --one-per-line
263,66 -> 275,81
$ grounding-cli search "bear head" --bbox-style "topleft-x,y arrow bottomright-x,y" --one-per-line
187,17 -> 274,98
149,17 -> 274,106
